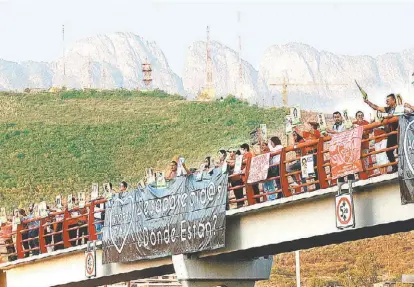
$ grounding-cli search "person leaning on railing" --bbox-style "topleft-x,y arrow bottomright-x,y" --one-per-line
353,111 -> 374,177
18,209 -> 30,256
240,143 -> 261,203
0,219 -> 17,262
364,94 -> 398,173
303,122 -> 322,190
25,204 -> 40,256
286,131 -> 307,192
51,205 -> 65,251
226,148 -> 245,208
266,136 -> 283,199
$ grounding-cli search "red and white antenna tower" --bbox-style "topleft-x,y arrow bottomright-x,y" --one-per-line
206,26 -> 213,89
142,58 -> 153,88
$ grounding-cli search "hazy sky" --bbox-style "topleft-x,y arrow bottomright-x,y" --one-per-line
0,0 -> 413,75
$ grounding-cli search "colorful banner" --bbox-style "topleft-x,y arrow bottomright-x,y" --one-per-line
399,115 -> 414,204
329,126 -> 364,179
247,153 -> 270,184
102,169 -> 227,264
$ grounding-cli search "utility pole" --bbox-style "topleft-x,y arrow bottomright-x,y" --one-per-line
295,250 -> 301,287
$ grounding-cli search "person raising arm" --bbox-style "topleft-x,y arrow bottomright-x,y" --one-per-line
364,99 -> 386,113
365,94 -> 398,173
364,94 -> 397,117
327,111 -> 345,134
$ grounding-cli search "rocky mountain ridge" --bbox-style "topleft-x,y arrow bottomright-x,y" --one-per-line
0,32 -> 413,111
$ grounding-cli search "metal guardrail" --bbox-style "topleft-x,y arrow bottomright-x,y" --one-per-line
0,117 -> 400,261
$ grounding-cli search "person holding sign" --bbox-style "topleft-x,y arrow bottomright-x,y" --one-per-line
364,94 -> 398,172
25,204 -> 40,255
119,181 -> 128,193
327,111 -> 345,134
216,149 -> 228,174
353,111 -> 369,126
287,131 -> 308,192
303,122 -> 321,141
240,143 -> 261,203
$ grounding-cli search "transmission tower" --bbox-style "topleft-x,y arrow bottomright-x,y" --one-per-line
101,65 -> 106,90
62,24 -> 66,89
142,58 -> 153,88
196,26 -> 215,101
88,59 -> 92,89
206,26 -> 213,90
237,11 -> 243,100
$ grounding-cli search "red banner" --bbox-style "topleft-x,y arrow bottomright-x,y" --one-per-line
329,126 -> 364,179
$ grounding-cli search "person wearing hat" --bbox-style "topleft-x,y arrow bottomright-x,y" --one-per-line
304,121 -> 321,140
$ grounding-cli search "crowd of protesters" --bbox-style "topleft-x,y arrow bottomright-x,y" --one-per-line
0,93 -> 413,262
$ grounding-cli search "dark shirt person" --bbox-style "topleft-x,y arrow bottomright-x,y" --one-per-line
364,94 -> 398,172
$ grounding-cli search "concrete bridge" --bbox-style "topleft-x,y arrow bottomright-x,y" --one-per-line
1,173 -> 411,287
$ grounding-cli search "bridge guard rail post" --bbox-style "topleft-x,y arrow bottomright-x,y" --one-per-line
0,270 -> 6,287
38,218 -> 47,254
16,224 -> 24,259
279,148 -> 292,197
62,210 -> 71,248
317,138 -> 329,189
172,254 -> 273,287
88,202 -> 97,241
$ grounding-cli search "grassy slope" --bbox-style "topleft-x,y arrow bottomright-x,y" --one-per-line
0,90 -> 286,208
1,90 -> 413,286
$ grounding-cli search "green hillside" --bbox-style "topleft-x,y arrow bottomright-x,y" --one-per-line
0,90 -> 286,209
1,89 -> 413,286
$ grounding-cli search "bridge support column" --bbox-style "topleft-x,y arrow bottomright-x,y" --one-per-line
172,255 -> 273,287
0,270 -> 6,287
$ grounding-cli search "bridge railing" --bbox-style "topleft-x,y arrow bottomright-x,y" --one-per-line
241,116 -> 399,205
0,117 -> 400,261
